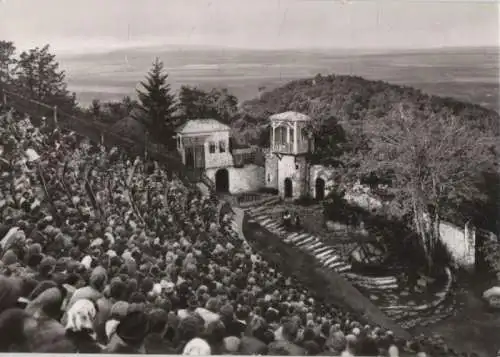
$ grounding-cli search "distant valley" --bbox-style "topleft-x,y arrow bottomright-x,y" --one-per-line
59,46 -> 499,112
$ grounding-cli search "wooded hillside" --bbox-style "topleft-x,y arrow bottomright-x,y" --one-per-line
232,74 -> 499,236
232,74 -> 499,147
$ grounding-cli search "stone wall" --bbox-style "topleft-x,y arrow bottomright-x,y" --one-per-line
264,153 -> 278,189
309,165 -> 337,198
439,221 -> 476,272
206,165 -> 265,194
277,155 -> 308,199
346,190 -> 477,271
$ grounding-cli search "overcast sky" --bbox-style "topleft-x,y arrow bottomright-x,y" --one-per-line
1,0 -> 498,54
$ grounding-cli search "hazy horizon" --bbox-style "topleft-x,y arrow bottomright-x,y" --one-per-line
1,0 -> 498,55
56,46 -> 499,113
2,0 -> 497,111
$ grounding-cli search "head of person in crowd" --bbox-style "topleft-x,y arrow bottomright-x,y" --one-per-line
0,107 -> 470,357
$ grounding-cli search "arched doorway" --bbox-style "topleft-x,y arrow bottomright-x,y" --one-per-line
284,178 -> 293,198
215,169 -> 229,193
315,178 -> 325,200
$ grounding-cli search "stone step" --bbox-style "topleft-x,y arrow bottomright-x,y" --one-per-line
336,265 -> 352,273
252,213 -> 269,221
344,273 -> 398,285
288,233 -> 311,244
323,255 -> 340,266
303,242 -> 324,251
327,260 -> 348,269
266,221 -> 281,230
312,246 -> 333,255
316,249 -> 337,260
356,282 -> 399,290
284,232 -> 301,242
295,236 -> 318,247
259,217 -> 273,225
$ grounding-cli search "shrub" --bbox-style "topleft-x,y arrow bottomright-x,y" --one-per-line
479,239 -> 500,278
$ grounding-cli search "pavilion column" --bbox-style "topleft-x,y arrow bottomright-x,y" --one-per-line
271,124 -> 275,151
293,122 -> 298,153
287,126 -> 291,151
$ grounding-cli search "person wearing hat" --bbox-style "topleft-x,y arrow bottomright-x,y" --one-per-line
66,265 -> 107,310
95,277 -> 127,344
104,310 -> 150,353
24,287 -> 75,353
268,319 -> 305,356
144,308 -> 175,354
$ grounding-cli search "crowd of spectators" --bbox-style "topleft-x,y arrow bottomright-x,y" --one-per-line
0,105 -> 473,356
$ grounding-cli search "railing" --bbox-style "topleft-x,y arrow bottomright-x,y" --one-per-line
272,141 -> 310,154
272,143 -> 294,153
237,192 -> 262,204
232,148 -> 257,167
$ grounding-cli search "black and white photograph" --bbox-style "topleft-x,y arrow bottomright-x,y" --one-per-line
0,0 -> 498,356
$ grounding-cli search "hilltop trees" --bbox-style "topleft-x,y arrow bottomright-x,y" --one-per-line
15,45 -> 76,111
0,41 -> 16,86
136,58 -> 176,146
88,99 -> 102,119
349,102 -> 497,271
177,86 -> 238,124
86,96 -> 140,125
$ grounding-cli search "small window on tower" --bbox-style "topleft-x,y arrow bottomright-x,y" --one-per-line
209,142 -> 216,153
268,174 -> 271,182
219,141 -> 226,153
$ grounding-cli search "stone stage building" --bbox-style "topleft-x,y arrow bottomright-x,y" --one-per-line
175,112 -> 486,271
175,111 -> 335,200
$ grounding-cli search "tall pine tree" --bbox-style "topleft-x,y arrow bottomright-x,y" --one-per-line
136,58 -> 176,146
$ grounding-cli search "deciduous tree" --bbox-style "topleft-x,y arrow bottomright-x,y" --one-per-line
89,99 -> 101,119
15,45 -> 76,111
0,40 -> 16,86
350,102 -> 497,271
177,85 -> 238,124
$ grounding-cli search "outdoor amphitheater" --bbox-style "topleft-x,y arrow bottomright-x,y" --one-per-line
0,85 -> 493,357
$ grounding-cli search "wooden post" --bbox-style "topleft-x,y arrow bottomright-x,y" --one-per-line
2,90 -> 6,106
53,105 -> 58,128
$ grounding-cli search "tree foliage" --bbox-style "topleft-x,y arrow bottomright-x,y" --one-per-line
136,58 -> 176,144
0,40 -> 16,85
89,99 -> 102,118
236,74 -> 499,149
14,45 -> 76,111
236,73 -> 500,231
177,85 -> 238,125
348,101 -> 497,270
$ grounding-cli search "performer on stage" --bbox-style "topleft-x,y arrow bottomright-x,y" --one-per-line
283,210 -> 292,229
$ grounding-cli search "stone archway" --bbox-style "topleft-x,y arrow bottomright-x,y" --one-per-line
215,168 -> 229,193
284,178 -> 293,198
315,177 -> 326,200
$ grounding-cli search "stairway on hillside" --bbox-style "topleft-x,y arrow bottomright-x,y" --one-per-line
244,200 -> 456,330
